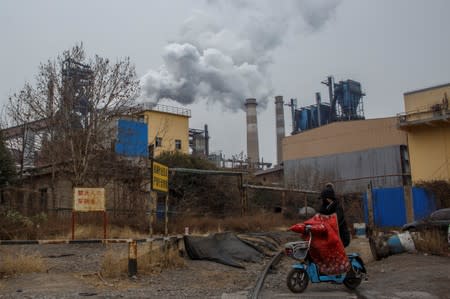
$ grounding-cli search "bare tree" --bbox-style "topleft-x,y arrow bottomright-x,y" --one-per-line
6,43 -> 140,187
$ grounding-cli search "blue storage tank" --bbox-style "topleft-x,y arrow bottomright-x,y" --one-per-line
291,77 -> 364,134
115,119 -> 149,157
298,108 -> 312,131
312,103 -> 332,126
319,104 -> 331,125
310,106 -> 318,128
296,104 -> 332,131
334,80 -> 364,120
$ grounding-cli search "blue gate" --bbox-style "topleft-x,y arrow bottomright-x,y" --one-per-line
363,187 -> 436,228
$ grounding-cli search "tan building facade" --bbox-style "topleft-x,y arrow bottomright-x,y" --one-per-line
138,104 -> 191,157
283,117 -> 407,161
399,83 -> 450,182
282,117 -> 409,192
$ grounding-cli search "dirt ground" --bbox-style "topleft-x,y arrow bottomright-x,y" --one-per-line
0,237 -> 449,298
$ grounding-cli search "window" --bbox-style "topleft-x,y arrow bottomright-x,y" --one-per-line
155,137 -> 162,147
175,139 -> 182,150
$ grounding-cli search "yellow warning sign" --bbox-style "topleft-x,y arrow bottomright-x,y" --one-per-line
152,161 -> 168,193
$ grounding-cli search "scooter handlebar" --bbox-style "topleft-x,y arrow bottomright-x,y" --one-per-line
304,225 -> 312,234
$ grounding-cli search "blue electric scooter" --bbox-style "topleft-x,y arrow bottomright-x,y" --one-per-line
284,229 -> 367,293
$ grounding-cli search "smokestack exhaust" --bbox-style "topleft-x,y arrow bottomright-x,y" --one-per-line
245,98 -> 259,166
275,96 -> 285,165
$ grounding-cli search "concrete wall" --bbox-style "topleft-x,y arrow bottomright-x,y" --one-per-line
141,110 -> 190,157
254,167 -> 284,186
284,145 -> 405,193
282,117 -> 407,161
404,83 -> 450,113
407,125 -> 450,182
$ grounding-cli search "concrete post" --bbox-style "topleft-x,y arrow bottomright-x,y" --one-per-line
403,185 -> 414,223
367,182 -> 374,231
128,240 -> 138,277
164,194 -> 169,236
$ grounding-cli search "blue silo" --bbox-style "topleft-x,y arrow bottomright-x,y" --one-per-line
289,77 -> 365,134
334,80 -> 365,120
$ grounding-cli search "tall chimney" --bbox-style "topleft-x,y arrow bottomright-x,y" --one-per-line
204,124 -> 209,157
315,92 -> 322,126
275,96 -> 285,165
245,98 -> 259,165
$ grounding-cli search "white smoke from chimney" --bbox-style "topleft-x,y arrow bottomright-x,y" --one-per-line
140,0 -> 342,111
295,0 -> 342,32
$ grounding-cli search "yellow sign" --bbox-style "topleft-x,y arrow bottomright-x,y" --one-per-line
152,161 -> 169,193
73,188 -> 105,212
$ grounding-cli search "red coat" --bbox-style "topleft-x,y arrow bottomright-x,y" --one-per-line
289,213 -> 350,275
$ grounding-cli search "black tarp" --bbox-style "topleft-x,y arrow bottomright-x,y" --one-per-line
183,232 -> 264,268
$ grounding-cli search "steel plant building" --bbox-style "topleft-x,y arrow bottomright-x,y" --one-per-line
398,83 -> 450,183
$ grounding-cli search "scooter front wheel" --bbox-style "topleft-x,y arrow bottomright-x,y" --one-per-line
286,268 -> 309,293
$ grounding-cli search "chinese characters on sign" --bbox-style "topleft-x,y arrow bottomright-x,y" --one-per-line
73,188 -> 105,212
152,161 -> 168,193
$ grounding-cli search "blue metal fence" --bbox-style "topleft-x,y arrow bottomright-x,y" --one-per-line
363,187 -> 436,228
412,188 -> 437,221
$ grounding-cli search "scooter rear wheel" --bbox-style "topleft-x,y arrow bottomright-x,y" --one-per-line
286,269 -> 309,293
343,268 -> 362,290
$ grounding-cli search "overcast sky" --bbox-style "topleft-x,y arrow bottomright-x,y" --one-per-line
1,0 -> 450,165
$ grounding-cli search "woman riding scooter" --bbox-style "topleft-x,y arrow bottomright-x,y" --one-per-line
318,183 -> 350,247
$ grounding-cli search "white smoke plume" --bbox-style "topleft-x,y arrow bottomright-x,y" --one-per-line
140,0 -> 342,112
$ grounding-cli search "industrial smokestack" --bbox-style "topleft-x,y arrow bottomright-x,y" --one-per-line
204,124 -> 209,157
275,96 -> 285,165
245,98 -> 259,166
315,92 -> 322,126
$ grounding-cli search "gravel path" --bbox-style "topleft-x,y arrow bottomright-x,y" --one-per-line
0,242 -> 265,298
1,238 -> 449,298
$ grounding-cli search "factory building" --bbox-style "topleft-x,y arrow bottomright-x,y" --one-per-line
137,103 -> 191,157
282,116 -> 409,192
398,83 -> 450,182
278,77 -> 411,193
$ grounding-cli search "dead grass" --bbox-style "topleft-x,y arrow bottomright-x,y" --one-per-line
0,249 -> 46,275
1,211 -> 298,241
101,243 -> 185,278
60,225 -> 148,240
138,245 -> 186,274
107,226 -> 148,239
101,247 -> 128,278
412,228 -> 449,255
172,212 -> 295,235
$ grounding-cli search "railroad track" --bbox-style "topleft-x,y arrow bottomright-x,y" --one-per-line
250,250 -> 285,299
